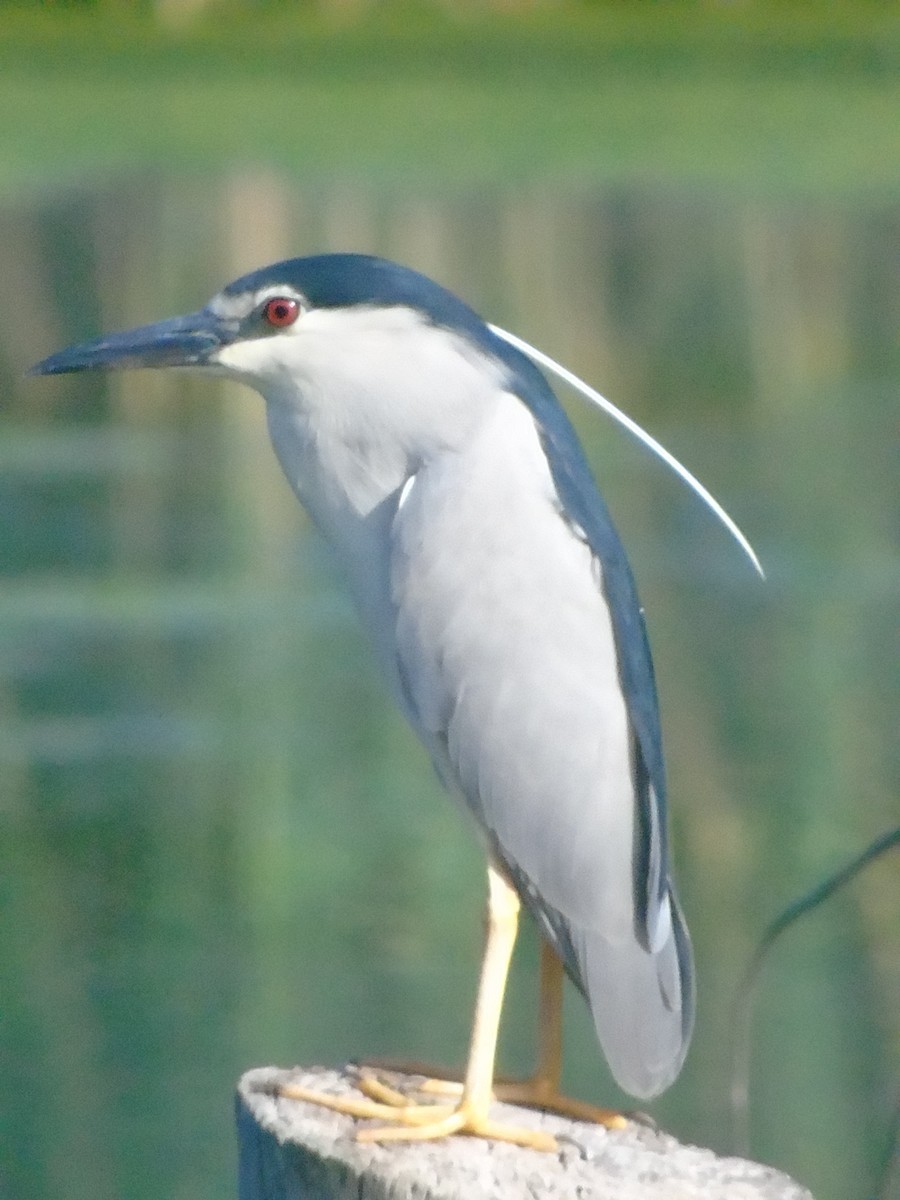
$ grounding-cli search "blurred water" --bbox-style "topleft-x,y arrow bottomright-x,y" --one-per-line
0,173 -> 897,1200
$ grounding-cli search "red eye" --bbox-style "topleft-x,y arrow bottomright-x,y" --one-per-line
263,297 -> 300,327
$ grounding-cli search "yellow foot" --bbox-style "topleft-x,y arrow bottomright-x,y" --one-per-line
354,1066 -> 628,1132
278,1077 -> 556,1152
355,1065 -> 458,1106
357,1101 -> 557,1150
495,1078 -> 628,1131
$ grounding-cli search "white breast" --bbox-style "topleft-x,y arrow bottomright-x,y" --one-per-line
249,307 -> 508,701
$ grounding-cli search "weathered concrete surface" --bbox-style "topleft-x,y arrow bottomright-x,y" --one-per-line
237,1066 -> 815,1200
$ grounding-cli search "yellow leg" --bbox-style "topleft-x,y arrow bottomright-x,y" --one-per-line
410,944 -> 625,1128
279,859 -> 555,1151
496,942 -> 626,1130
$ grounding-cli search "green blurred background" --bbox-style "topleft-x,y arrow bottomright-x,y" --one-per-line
0,3 -> 897,1198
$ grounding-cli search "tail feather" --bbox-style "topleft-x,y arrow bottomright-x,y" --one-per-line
497,845 -> 694,1100
572,885 -> 694,1099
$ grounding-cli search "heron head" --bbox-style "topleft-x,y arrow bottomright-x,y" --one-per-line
29,254 -> 514,458
29,255 -> 499,385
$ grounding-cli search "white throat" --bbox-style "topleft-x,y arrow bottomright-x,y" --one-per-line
214,304 -> 510,653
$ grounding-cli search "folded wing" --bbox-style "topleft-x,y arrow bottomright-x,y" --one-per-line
389,385 -> 694,1099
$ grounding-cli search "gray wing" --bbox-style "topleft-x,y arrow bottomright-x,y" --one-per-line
389,388 -> 693,1099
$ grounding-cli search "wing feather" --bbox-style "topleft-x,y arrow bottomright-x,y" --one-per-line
390,381 -> 693,1097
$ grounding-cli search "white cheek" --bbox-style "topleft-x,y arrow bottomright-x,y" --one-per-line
212,333 -> 302,386
208,308 -> 507,462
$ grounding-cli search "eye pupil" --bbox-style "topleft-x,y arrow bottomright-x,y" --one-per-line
264,297 -> 300,327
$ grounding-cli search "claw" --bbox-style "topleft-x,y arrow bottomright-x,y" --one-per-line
496,1078 -> 627,1130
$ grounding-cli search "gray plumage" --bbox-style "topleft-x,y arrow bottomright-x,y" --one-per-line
30,253 -> 695,1099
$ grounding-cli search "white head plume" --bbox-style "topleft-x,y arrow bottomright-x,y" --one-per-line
489,324 -> 764,579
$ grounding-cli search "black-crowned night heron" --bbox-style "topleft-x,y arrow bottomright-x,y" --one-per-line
30,253 -> 760,1151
